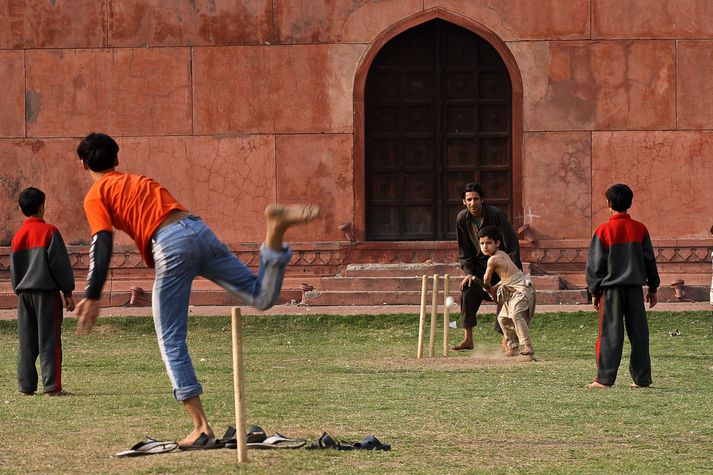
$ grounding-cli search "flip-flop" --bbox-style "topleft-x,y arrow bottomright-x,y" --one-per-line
247,433 -> 306,449
114,437 -> 178,458
219,424 -> 266,449
306,432 -> 353,451
353,435 -> 391,451
178,432 -> 225,451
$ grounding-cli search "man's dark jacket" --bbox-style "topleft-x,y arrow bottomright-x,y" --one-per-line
456,204 -> 521,277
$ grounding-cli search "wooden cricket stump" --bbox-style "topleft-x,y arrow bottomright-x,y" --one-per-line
231,307 -> 248,463
416,274 -> 452,359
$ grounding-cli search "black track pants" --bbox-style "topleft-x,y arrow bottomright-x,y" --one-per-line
595,286 -> 652,386
17,290 -> 63,393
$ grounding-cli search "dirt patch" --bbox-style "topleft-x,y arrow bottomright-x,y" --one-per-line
361,349 -> 539,371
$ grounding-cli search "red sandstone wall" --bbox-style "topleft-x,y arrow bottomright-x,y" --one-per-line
1,0 -> 712,249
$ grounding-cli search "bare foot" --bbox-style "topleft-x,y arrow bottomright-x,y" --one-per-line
178,428 -> 215,447
503,347 -> 520,357
45,389 -> 70,397
265,204 -> 320,228
629,383 -> 649,388
520,346 -> 534,356
19,391 -> 34,396
265,204 -> 320,251
453,341 -> 473,351
586,382 -> 612,389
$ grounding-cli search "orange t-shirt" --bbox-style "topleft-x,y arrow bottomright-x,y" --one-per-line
83,171 -> 187,268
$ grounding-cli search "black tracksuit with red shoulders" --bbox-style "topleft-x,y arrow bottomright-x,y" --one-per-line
10,217 -> 74,394
586,213 -> 660,386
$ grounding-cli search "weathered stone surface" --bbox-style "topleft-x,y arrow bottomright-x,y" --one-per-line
510,40 -> 675,131
0,0 -> 105,48
678,41 -> 713,130
276,134 -> 353,242
0,135 -> 283,247
593,0 -> 713,38
26,48 -> 191,137
193,44 -> 366,134
109,0 -> 273,47
426,0 -> 590,40
0,139 -> 91,246
118,135 -> 277,244
0,51 -> 24,137
523,132 -> 591,240
274,0 -> 422,43
591,131 -> 713,238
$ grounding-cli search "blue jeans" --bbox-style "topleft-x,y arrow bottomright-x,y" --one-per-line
151,215 -> 291,400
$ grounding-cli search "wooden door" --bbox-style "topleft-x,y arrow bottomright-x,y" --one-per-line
365,19 -> 512,240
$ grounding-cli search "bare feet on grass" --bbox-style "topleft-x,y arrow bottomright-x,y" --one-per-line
503,347 -> 520,357
629,383 -> 649,389
265,204 -> 320,251
520,346 -> 534,356
586,382 -> 612,389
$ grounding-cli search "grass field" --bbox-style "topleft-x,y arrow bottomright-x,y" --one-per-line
1,310 -> 712,474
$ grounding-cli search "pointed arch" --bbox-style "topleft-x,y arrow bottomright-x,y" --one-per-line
352,7 -> 523,241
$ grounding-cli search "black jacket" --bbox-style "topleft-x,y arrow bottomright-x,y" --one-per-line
456,205 -> 521,277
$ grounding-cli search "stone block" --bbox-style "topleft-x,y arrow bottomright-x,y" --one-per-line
426,0 -> 590,40
592,131 -> 713,238
523,132 -> 591,240
118,135 -> 277,244
26,48 -> 191,137
276,134 -> 353,242
0,0 -> 105,48
678,41 -> 713,129
0,139 -> 92,246
193,44 -> 365,134
593,0 -> 713,39
109,0 -> 273,46
0,51 -> 24,137
511,40 -> 675,131
274,0 -> 422,43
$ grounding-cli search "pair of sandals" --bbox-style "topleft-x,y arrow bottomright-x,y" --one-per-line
307,432 -> 391,451
114,425 -> 305,457
115,433 -> 226,456
219,425 -> 306,450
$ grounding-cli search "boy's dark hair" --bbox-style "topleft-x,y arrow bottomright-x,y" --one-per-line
478,225 -> 501,243
462,183 -> 485,199
76,132 -> 119,172
18,187 -> 45,217
605,183 -> 633,212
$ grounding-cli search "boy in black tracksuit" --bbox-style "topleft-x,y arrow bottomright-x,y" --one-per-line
585,184 -> 660,388
10,187 -> 75,395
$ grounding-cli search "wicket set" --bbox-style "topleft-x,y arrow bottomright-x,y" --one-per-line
416,274 -> 452,359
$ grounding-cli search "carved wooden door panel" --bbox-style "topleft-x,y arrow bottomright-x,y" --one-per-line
365,19 -> 511,241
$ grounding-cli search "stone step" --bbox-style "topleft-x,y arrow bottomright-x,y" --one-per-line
305,275 -> 562,292
344,263 -> 461,277
301,289 -> 590,306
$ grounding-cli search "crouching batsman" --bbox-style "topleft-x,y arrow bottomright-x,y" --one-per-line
585,183 -> 659,389
74,133 -> 319,448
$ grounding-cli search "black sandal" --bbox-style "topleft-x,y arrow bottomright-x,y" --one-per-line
306,432 -> 353,451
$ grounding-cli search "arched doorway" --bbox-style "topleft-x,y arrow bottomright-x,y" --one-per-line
364,19 -> 513,241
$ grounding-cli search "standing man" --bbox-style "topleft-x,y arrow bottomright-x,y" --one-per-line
454,183 -> 521,350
